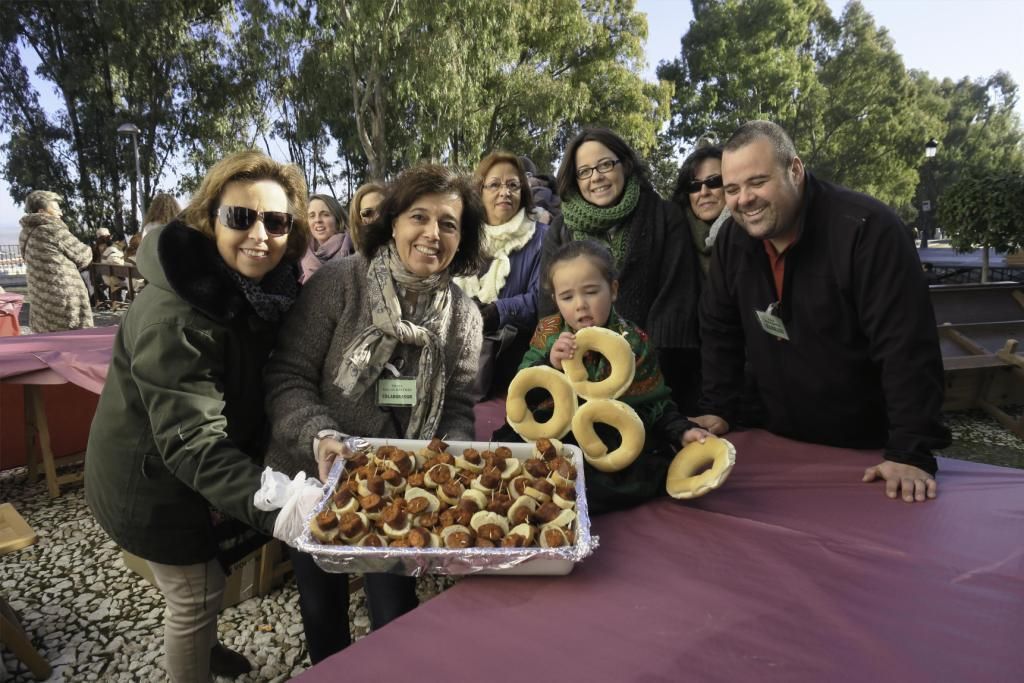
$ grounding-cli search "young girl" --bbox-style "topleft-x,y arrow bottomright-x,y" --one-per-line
504,239 -> 707,514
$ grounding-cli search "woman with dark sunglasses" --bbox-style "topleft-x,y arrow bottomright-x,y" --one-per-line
671,144 -> 730,276
538,126 -> 702,414
264,163 -> 485,663
85,151 -> 312,681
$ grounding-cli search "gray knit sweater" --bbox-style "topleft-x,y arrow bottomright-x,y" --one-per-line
265,254 -> 483,478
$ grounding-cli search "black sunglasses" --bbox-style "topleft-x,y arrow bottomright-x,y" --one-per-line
217,206 -> 293,236
687,175 -> 724,193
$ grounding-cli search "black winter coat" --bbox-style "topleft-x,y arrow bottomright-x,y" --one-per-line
699,173 -> 950,473
85,222 -> 283,565
538,187 -> 702,352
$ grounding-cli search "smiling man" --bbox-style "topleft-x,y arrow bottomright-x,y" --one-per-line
695,120 -> 951,503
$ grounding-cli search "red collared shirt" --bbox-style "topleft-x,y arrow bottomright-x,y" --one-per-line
763,239 -> 794,300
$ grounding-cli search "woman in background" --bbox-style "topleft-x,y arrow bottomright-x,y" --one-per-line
345,181 -> 386,255
671,145 -> 730,276
300,193 -> 348,282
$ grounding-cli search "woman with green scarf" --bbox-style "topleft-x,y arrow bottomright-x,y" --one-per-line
538,127 -> 702,413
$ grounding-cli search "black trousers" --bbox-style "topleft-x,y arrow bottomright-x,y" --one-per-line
288,549 -> 418,664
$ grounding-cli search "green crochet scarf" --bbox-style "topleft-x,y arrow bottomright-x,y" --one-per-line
562,175 -> 640,267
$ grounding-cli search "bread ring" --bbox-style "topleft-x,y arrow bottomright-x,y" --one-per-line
561,326 -> 635,400
666,437 -> 736,499
506,366 -> 577,440
572,399 -> 645,472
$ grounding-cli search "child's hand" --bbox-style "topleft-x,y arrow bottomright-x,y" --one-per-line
549,331 -> 577,370
680,428 -> 712,448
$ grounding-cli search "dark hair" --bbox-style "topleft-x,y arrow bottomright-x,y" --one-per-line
475,151 -> 534,218
671,145 -> 723,206
555,127 -> 652,199
359,163 -> 485,277
723,121 -> 798,170
543,239 -> 617,295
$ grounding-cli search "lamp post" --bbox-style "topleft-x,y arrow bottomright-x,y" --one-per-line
117,123 -> 143,235
920,137 -> 939,250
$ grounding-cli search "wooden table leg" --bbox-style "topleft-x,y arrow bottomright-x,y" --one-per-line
0,596 -> 52,680
24,386 -> 60,499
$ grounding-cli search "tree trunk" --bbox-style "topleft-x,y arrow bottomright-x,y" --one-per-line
982,244 -> 990,283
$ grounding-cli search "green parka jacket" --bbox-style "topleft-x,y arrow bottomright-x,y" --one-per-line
85,221 -> 283,565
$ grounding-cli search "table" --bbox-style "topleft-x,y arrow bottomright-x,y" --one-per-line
296,429 -> 1024,682
0,327 -> 116,496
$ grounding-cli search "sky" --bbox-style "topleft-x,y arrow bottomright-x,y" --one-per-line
2,0 -> 1023,238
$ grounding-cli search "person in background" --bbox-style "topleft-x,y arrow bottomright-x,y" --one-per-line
519,155 -> 561,224
454,151 -> 547,396
300,193 -> 348,283
95,227 -> 126,305
671,144 -> 731,276
140,193 -> 183,240
345,182 -> 386,255
265,163 -> 485,663
539,127 -> 702,414
18,190 -> 94,332
85,150 -> 315,681
697,120 -> 951,503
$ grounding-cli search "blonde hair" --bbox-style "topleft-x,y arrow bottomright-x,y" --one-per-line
347,182 -> 386,250
143,193 -> 182,226
181,151 -> 309,262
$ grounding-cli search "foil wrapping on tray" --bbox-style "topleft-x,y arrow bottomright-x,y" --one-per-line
295,438 -> 599,576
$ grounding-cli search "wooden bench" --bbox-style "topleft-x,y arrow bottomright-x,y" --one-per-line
89,262 -> 144,310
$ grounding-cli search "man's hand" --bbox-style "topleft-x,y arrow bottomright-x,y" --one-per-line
549,331 -> 576,370
688,414 -> 730,435
862,461 -> 937,502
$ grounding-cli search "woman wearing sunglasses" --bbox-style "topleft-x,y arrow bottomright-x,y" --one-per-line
345,181 -> 386,254
538,126 -> 702,414
671,144 -> 730,275
264,163 -> 484,663
85,151 -> 311,681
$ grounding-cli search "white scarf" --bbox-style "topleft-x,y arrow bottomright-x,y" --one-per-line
454,208 -> 535,304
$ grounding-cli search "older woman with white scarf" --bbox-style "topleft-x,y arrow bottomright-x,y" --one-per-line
264,163 -> 485,663
454,151 -> 547,396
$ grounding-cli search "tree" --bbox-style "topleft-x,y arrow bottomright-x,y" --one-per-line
938,171 -> 1024,282
0,0 -> 262,235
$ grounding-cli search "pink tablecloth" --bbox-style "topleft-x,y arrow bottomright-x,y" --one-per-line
296,429 -> 1024,683
0,326 -> 116,393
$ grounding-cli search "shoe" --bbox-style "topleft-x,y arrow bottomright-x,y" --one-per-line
210,642 -> 253,678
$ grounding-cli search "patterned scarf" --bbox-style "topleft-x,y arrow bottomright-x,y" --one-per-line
221,261 -> 300,323
562,176 -> 640,268
453,208 -> 535,304
333,244 -> 453,439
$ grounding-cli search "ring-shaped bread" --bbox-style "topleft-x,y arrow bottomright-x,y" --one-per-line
571,399 -> 645,472
506,365 -> 578,440
665,437 -> 736,499
561,326 -> 635,401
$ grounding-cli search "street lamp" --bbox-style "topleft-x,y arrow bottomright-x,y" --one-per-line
117,122 -> 143,235
920,137 -> 939,249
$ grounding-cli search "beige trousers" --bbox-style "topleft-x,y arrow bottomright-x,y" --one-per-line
146,558 -> 225,683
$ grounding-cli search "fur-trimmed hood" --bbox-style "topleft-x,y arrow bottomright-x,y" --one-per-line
137,220 -> 251,323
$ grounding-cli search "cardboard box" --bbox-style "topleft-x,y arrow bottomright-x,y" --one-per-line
0,503 -> 36,555
121,543 -> 283,609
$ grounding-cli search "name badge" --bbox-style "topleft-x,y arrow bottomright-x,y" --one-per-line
755,303 -> 789,341
377,377 -> 418,407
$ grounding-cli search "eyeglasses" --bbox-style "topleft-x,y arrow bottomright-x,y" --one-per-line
359,208 -> 379,221
217,206 -> 293,236
576,158 -> 621,180
687,175 -> 724,194
482,180 -> 522,194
